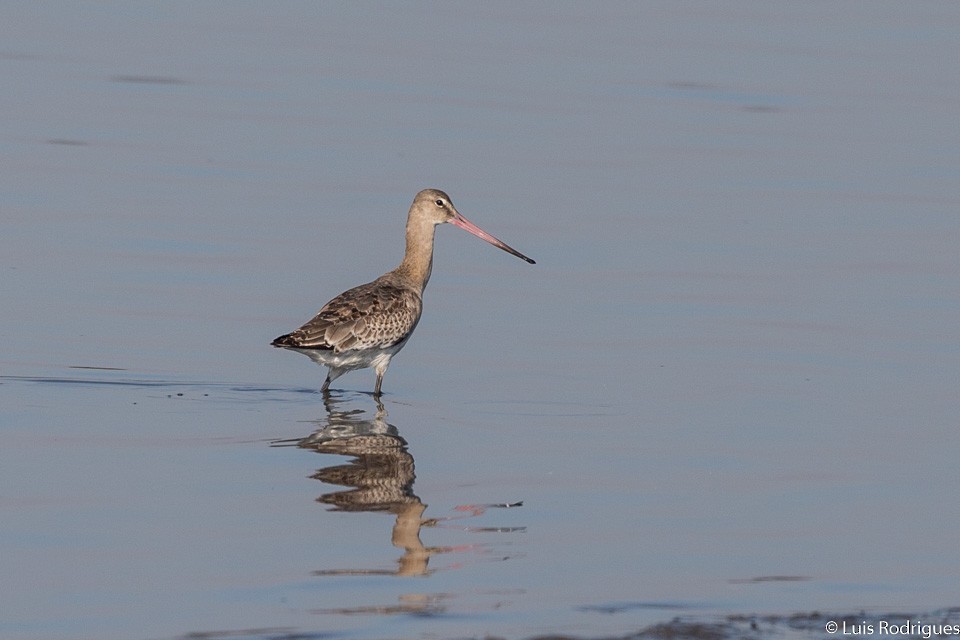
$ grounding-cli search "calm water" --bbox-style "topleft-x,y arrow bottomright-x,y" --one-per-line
2,3 -> 959,639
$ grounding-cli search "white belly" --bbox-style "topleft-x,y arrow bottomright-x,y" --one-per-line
291,339 -> 409,372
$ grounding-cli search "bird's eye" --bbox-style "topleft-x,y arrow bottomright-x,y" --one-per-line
435,199 -> 445,207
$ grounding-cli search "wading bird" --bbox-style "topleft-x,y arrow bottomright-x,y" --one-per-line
272,189 -> 534,396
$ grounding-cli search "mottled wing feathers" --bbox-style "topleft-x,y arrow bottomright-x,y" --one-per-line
272,280 -> 421,353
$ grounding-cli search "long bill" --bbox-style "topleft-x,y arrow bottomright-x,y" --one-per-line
449,213 -> 536,264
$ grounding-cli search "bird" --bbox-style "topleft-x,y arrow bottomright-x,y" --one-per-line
272,189 -> 535,396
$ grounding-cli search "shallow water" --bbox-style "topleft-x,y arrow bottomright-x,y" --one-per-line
2,3 -> 959,639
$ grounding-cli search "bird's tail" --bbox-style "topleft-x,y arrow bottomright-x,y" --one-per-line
271,333 -> 297,347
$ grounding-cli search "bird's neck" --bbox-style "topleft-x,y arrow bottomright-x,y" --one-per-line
394,217 -> 436,292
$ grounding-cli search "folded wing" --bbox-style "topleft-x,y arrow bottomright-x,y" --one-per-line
272,279 -> 421,353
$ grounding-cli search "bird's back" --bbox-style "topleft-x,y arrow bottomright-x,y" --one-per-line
272,275 -> 423,354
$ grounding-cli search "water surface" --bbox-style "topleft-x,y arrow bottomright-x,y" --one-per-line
2,3 -> 959,639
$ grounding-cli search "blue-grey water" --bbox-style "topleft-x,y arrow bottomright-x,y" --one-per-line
2,3 -> 959,639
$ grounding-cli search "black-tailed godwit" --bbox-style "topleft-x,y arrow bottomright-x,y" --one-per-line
272,189 -> 534,396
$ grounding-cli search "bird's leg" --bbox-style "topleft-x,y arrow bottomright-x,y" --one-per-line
321,374 -> 331,393
373,359 -> 389,398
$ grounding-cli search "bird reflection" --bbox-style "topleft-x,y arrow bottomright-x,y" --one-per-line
288,394 -> 433,577
272,394 -> 526,617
